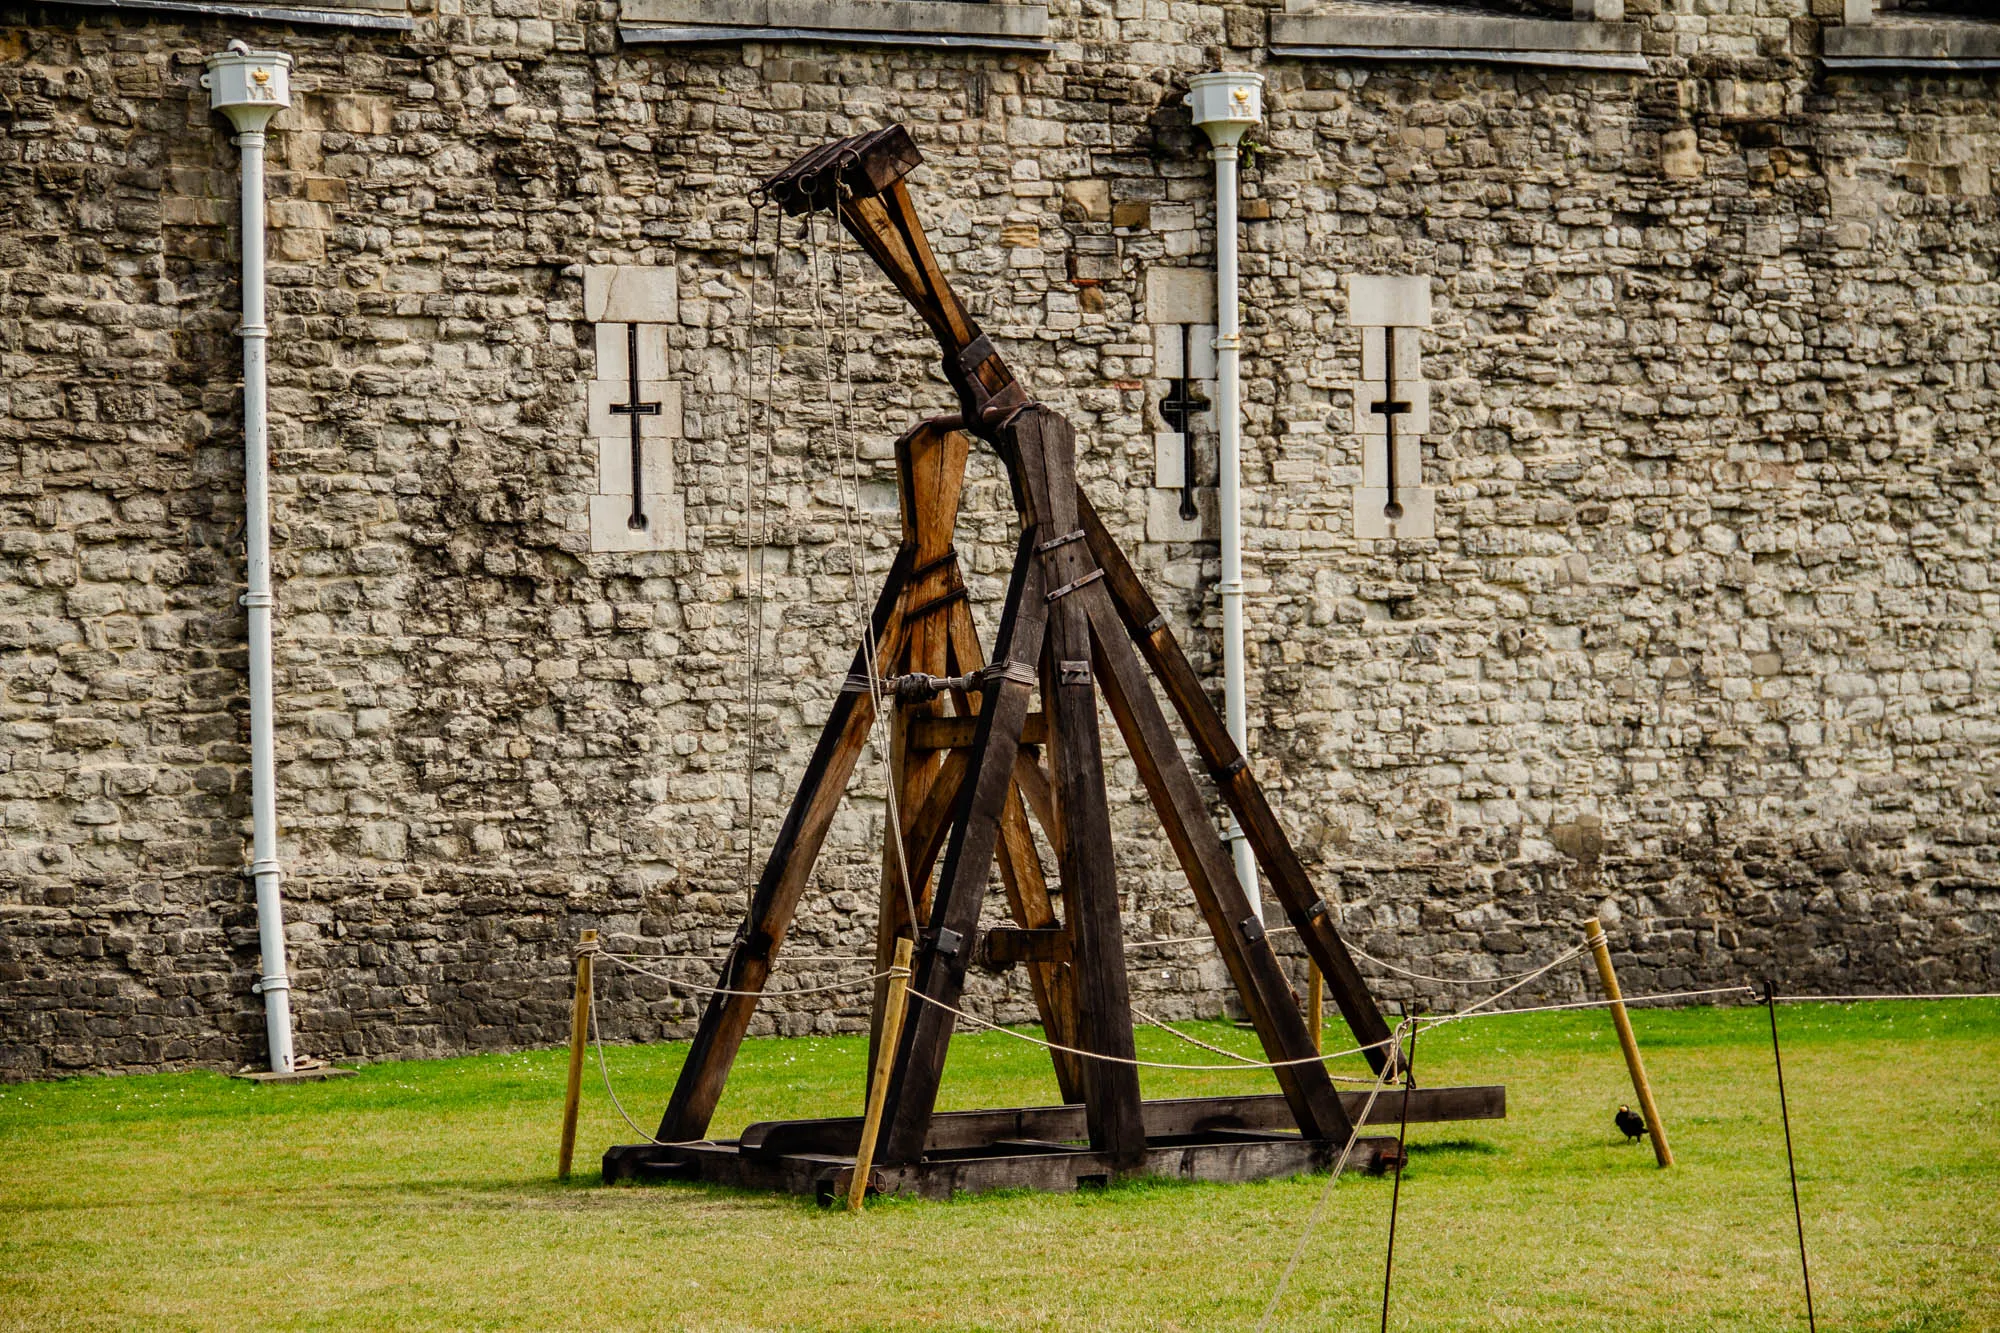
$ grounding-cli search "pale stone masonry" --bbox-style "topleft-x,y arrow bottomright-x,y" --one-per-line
2,0 -> 1997,1077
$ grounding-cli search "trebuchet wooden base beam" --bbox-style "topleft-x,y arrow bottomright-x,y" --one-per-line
606,125 -> 1503,1201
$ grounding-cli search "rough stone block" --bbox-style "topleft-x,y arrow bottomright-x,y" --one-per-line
1662,129 -> 1703,179
1063,180 -> 1111,221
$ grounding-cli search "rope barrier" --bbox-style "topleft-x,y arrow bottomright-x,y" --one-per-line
595,950 -> 879,964
1772,991 -> 2000,1003
598,949 -> 901,999
905,987 -> 1402,1072
1255,1020 -> 1408,1332
1343,938 -> 1590,987
1417,983 -> 1759,1033
1129,1004 -> 1266,1065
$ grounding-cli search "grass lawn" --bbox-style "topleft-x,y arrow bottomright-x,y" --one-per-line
2,999 -> 1996,1331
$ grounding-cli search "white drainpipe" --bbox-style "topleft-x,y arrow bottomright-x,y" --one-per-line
1188,72 -> 1266,915
204,42 -> 297,1074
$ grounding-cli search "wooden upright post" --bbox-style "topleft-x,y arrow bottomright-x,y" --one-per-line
850,937 -> 915,1210
1584,918 -> 1672,1168
558,928 -> 597,1180
1308,961 -> 1324,1054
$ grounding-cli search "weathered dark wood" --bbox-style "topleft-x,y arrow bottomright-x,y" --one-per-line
911,713 -> 1048,750
877,522 -> 1052,1164
980,927 -> 1071,968
1077,492 -> 1397,1072
609,1132 -> 1409,1203
942,596 -> 1084,1102
1082,583 -> 1355,1144
868,419 -> 969,1084
733,1087 -> 1505,1159
657,547 -> 916,1143
1010,746 -> 1060,849
1021,410 -> 1147,1170
631,129 -> 1419,1200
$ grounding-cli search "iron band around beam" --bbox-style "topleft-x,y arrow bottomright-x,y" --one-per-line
909,549 -> 961,582
1043,569 -> 1104,603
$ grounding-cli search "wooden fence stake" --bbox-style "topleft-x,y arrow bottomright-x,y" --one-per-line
1584,917 -> 1672,1167
1307,960 -> 1324,1054
849,936 -> 915,1211
558,928 -> 597,1181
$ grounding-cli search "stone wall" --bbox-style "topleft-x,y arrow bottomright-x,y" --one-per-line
2,0 -> 1996,1078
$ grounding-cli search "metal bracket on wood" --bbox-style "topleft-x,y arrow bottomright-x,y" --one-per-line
906,586 -> 970,621
1035,528 -> 1086,554
1211,756 -> 1248,782
910,549 -> 961,581
1240,916 -> 1267,944
1044,568 -> 1104,603
1058,660 -> 1092,686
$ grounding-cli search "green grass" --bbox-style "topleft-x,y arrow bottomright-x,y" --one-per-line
3,1001 -> 1997,1331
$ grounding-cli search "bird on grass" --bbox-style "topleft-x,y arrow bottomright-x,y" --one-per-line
1615,1105 -> 1648,1143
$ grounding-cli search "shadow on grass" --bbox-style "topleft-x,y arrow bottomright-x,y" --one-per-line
1405,1138 -> 1501,1157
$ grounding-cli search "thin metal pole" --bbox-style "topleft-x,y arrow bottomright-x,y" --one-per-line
1764,979 -> 1816,1332
1379,1013 -> 1417,1333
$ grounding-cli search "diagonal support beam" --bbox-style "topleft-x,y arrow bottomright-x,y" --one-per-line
1083,587 -> 1355,1142
1076,493 -> 1397,1072
658,548 -> 915,1143
877,526 -> 1051,1163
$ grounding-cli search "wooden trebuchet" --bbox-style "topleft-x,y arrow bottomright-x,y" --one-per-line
606,125 -> 1499,1202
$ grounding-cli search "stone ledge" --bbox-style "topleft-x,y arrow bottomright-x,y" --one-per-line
620,0 -> 1050,52
34,0 -> 414,28
1825,19 -> 2000,72
1271,10 -> 1644,71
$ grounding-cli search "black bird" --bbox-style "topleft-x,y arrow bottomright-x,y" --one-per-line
1615,1105 -> 1647,1143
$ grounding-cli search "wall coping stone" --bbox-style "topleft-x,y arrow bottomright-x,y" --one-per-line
1270,10 -> 1643,72
621,0 -> 1050,52
1825,17 -> 2000,71
30,0 -> 412,28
